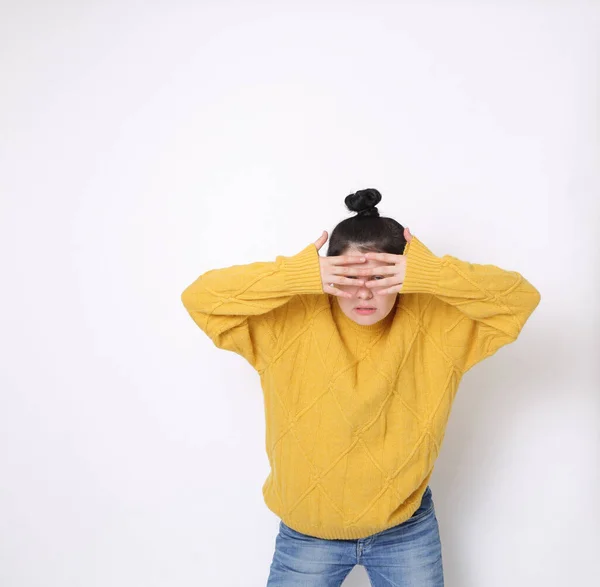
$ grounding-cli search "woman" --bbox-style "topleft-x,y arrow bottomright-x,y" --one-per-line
180,188 -> 541,586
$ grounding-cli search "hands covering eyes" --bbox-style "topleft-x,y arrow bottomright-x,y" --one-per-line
313,227 -> 413,298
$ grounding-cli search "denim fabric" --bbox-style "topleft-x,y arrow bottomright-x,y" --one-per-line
266,486 -> 444,586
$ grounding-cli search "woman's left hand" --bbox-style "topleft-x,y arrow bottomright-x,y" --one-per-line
363,227 -> 413,295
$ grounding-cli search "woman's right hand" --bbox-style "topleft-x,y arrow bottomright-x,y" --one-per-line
313,230 -> 368,298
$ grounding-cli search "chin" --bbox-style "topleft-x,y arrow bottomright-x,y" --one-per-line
353,312 -> 379,322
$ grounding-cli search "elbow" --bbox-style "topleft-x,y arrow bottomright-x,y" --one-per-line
181,288 -> 191,310
181,285 -> 200,312
524,282 -> 542,316
514,285 -> 541,336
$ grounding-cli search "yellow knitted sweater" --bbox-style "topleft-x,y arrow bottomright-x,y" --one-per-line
180,235 -> 541,539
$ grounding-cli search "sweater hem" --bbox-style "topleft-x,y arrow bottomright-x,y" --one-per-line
279,513 -> 417,540
268,489 -> 427,540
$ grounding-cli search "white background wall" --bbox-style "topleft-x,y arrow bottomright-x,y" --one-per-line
1,1 -> 598,585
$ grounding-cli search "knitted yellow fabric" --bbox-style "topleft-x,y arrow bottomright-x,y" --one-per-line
180,235 -> 541,539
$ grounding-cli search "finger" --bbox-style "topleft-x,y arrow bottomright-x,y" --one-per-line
330,275 -> 366,286
374,284 -> 403,295
330,265 -> 372,276
364,252 -> 403,263
353,265 -> 397,277
332,265 -> 397,281
313,231 -> 328,250
323,283 -> 353,298
330,254 -> 367,265
363,276 -> 400,288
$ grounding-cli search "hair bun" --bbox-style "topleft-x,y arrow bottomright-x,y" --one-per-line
345,188 -> 382,217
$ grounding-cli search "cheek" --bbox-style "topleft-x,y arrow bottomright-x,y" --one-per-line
383,294 -> 398,311
336,296 -> 353,310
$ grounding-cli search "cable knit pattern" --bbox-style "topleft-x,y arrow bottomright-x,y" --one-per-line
180,236 -> 541,539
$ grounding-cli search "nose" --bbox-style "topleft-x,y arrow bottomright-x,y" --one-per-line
355,283 -> 374,299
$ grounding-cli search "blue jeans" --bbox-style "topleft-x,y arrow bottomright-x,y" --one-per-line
266,486 -> 444,586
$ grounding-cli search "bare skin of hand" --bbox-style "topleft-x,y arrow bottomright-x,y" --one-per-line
313,231 -> 368,298
362,227 -> 413,295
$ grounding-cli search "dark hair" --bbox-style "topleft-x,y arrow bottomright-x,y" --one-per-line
326,188 -> 407,256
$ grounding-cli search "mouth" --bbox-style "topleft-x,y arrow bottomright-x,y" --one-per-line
354,306 -> 376,313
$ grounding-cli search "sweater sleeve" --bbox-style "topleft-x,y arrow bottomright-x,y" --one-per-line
180,243 -> 324,371
400,235 -> 541,373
